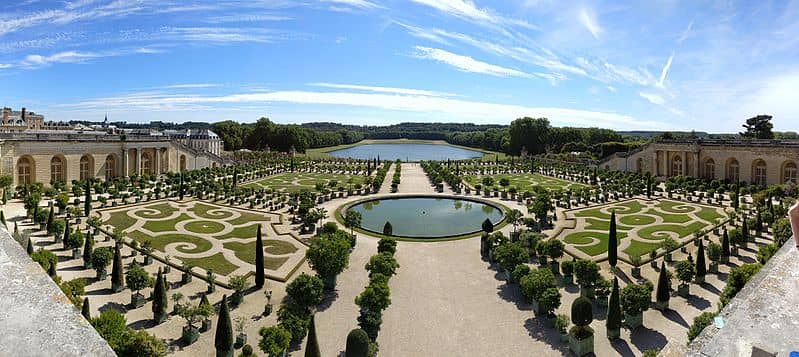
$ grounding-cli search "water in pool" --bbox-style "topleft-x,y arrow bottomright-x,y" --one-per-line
328,143 -> 483,161
349,197 -> 503,238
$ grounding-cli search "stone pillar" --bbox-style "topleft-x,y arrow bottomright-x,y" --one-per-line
682,151 -> 687,176
653,151 -> 659,176
137,148 -> 142,175
154,148 -> 160,175
694,152 -> 700,179
121,149 -> 128,177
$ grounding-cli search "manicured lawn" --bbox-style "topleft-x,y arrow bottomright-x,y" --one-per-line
623,240 -> 664,259
637,222 -> 707,240
618,214 -> 656,226
134,202 -> 176,219
193,203 -> 234,220
244,172 -> 367,193
224,241 -> 295,270
644,209 -> 692,224
217,224 -> 261,239
564,231 -> 629,256
185,220 -> 226,234
696,207 -> 724,223
228,211 -> 271,226
584,218 -> 633,231
180,253 -> 238,276
106,211 -> 137,232
656,200 -> 696,213
128,231 -> 213,254
142,213 -> 191,232
574,200 -> 645,220
464,173 -> 586,192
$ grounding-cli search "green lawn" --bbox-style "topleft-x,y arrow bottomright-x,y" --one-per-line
623,240 -> 664,259
464,173 -> 586,192
217,224 -> 261,239
180,253 -> 238,276
244,172 -> 367,193
106,211 -> 137,232
128,231 -> 213,254
637,222 -> 707,240
185,220 -> 226,234
142,213 -> 191,232
564,231 -> 629,256
224,241 -> 296,270
134,202 -> 177,219
193,203 -> 235,220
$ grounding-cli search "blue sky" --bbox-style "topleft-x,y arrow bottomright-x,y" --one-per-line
1,0 -> 798,132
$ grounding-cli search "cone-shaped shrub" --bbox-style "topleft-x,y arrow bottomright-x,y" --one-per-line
111,244 -> 124,288
81,297 -> 91,320
696,239 -> 707,279
606,277 -> 621,334
83,233 -> 94,268
608,211 -> 617,267
215,295 -> 233,357
721,229 -> 730,258
382,221 -> 393,236
656,261 -> 670,304
345,329 -> 370,357
304,315 -> 321,357
255,225 -> 265,288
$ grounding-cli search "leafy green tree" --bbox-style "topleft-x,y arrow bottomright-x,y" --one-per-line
215,295 -> 234,357
305,231 -> 351,290
286,273 -> 324,311
31,248 -> 57,273
90,309 -> 129,352
492,242 -> 528,273
344,210 -> 362,235
573,260 -> 600,288
608,211 -> 618,268
65,230 -> 85,250
377,237 -> 397,255
92,247 -> 114,277
365,252 -> 400,278
621,283 -> 652,317
276,302 -> 310,342
345,329 -> 371,357
305,315 -> 321,357
508,117 -> 551,155
538,287 -> 561,315
688,312 -> 717,342
355,276 -> 391,313
258,326 -> 291,357
125,264 -> 153,294
255,225 -> 264,289
357,308 -> 382,341
606,277 -> 621,337
675,260 -> 696,287
739,114 -> 774,139
570,296 -> 593,339
520,268 -> 557,302
121,329 -> 167,357
540,239 -> 564,264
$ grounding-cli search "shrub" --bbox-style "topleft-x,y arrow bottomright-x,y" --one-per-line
706,242 -> 722,262
756,243 -> 779,264
365,252 -> 400,278
621,283 -> 652,316
285,273 -> 324,311
492,242 -> 528,272
570,296 -> 593,339
573,260 -> 600,287
511,264 -> 531,283
719,263 -> 762,307
259,326 -> 291,357
31,248 -> 57,272
675,260 -> 695,285
345,329 -> 371,357
687,312 -> 717,342
377,237 -> 397,255
520,268 -> 557,302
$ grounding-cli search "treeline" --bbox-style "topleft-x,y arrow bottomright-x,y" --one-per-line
212,118 -> 364,152
212,117 -> 639,159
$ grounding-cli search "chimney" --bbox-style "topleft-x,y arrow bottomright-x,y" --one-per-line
22,107 -> 30,129
2,108 -> 8,125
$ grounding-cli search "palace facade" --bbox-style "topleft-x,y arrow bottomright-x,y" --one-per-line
599,139 -> 799,186
0,108 -> 230,187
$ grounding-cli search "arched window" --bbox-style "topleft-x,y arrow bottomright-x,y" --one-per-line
79,155 -> 93,181
636,158 -> 643,173
752,159 -> 767,186
671,155 -> 683,176
704,158 -> 715,180
141,152 -> 152,175
180,155 -> 186,171
782,161 -> 797,184
726,158 -> 740,182
17,156 -> 33,185
50,156 -> 65,184
105,155 -> 116,179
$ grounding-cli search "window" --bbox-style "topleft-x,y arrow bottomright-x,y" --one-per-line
783,161 -> 797,184
17,157 -> 32,185
105,155 -> 116,179
671,155 -> 683,176
753,160 -> 767,186
79,155 -> 92,180
141,152 -> 152,175
51,156 -> 65,184
726,158 -> 740,182
704,158 -> 715,180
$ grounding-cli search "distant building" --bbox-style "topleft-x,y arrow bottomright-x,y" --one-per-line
0,107 -> 230,187
599,139 -> 799,186
165,128 -> 224,156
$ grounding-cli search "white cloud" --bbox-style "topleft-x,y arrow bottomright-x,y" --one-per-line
409,0 -> 537,30
0,63 -> 12,69
606,85 -> 616,92
206,14 -> 292,23
309,82 -> 456,97
60,88 -> 669,130
639,92 -> 665,105
578,7 -> 601,39
413,46 -> 533,78
658,53 -> 674,87
678,20 -> 694,44
23,51 -> 101,66
163,83 -> 220,89
321,0 -> 382,10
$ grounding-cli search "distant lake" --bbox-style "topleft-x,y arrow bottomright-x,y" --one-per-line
328,143 -> 483,161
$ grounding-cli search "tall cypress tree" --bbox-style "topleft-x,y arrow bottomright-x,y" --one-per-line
656,261 -> 670,308
721,229 -> 730,261
755,210 -> 763,236
0,210 -> 5,228
305,314 -> 321,357
179,172 -> 185,200
46,207 -> 54,233
742,218 -> 750,243
81,297 -> 91,320
606,277 -> 621,338
153,268 -> 167,323
84,180 -> 92,217
215,295 -> 233,357
26,236 -> 34,255
695,239 -> 707,282
111,244 -> 124,292
83,233 -> 94,268
62,219 -> 70,248
608,211 -> 618,268
255,225 -> 265,289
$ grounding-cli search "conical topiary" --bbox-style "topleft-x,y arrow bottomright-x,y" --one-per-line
83,233 -> 94,268
656,261 -> 670,308
382,221 -> 393,236
721,229 -> 730,260
608,211 -> 617,268
215,295 -> 233,357
152,268 -> 167,323
81,297 -> 91,320
345,329 -> 370,357
606,277 -> 621,339
695,239 -> 706,281
305,314 -> 321,357
111,244 -> 124,291
255,225 -> 264,288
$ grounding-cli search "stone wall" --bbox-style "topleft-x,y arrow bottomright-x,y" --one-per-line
0,225 -> 115,356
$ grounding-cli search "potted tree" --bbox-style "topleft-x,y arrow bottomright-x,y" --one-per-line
229,274 -> 249,307
91,246 -> 114,280
234,316 -> 247,348
621,283 -> 653,329
520,268 -> 557,315
568,296 -> 594,356
606,277 -> 621,339
649,249 -> 658,268
695,239 -> 707,283
206,269 -> 216,294
555,314 -> 570,342
573,260 -> 600,299
65,230 -> 84,259
175,297 -> 206,345
199,294 -> 213,332
141,240 -> 154,265
630,255 -> 642,278
675,260 -> 695,297
661,238 -> 679,262
594,277 -> 611,307
181,262 -> 194,284
492,242 -> 528,283
561,260 -> 574,286
707,242 -> 722,273
125,263 -> 153,308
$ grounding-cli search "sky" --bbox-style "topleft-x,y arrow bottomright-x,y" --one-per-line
1,0 -> 798,132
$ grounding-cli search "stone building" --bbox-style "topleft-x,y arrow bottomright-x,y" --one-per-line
166,128 -> 224,156
0,131 -> 228,187
599,139 -> 799,186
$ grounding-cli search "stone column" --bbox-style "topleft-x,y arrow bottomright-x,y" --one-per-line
653,151 -> 659,176
121,148 -> 128,177
154,148 -> 160,175
137,148 -> 142,175
682,151 -> 687,176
